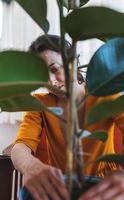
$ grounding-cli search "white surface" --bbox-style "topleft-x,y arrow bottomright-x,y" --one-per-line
0,1 -> 2,39
0,122 -> 20,153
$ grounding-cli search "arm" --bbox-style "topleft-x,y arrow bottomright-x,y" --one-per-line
11,143 -> 69,200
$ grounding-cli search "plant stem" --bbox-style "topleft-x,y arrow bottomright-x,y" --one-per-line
56,0 -> 70,96
66,61 -> 76,191
68,0 -> 80,9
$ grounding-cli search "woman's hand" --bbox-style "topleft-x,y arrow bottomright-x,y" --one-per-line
24,158 -> 70,200
79,171 -> 124,200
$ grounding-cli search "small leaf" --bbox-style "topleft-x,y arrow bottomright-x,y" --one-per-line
96,154 -> 124,165
78,130 -> 107,142
88,131 -> 108,142
64,7 -> 124,40
86,95 -> 124,125
86,38 -> 124,96
16,0 -> 49,32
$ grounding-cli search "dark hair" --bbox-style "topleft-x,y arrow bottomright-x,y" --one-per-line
29,34 -> 71,55
29,34 -> 85,84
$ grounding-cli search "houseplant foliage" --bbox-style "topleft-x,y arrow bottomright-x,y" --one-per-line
1,0 -> 124,199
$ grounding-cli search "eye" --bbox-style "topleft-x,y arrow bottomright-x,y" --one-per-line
77,72 -> 85,84
50,66 -> 58,74
49,63 -> 62,74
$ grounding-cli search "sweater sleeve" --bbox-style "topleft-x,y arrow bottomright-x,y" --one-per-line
13,111 -> 42,154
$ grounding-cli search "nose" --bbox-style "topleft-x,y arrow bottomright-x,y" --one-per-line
50,73 -> 58,85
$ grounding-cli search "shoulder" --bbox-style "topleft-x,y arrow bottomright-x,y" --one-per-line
33,93 -> 57,107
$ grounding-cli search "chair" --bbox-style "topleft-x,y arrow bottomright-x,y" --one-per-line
0,155 -> 23,200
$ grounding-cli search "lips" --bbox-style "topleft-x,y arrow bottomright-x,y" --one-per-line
58,84 -> 64,89
53,82 -> 64,89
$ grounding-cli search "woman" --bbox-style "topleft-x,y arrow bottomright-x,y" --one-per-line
11,34 -> 124,200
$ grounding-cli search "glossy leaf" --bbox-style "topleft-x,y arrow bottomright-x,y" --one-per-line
15,0 -> 49,32
88,131 -> 108,142
0,50 -> 49,100
86,37 -> 124,96
86,95 -> 124,126
78,130 -> 107,142
96,154 -> 124,165
0,95 -> 49,112
64,7 -> 124,40
0,95 -> 65,117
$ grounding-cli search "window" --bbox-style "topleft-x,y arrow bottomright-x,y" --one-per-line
0,2 -> 2,38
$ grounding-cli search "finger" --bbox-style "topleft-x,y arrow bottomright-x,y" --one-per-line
32,184 -> 48,200
48,172 -> 70,200
40,172 -> 62,200
113,192 -> 124,200
27,186 -> 41,200
79,180 -> 111,200
50,167 -> 64,182
26,177 -> 49,200
54,168 -> 64,182
97,188 -> 123,200
102,181 -> 124,200
79,179 -> 124,200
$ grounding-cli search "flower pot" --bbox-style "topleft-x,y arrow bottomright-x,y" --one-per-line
19,176 -> 102,200
71,176 -> 102,200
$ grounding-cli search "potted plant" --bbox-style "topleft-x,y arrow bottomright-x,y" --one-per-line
1,0 -> 124,199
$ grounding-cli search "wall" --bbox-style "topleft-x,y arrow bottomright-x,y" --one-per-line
0,122 -> 20,153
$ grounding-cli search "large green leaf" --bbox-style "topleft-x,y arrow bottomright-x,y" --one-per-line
0,95 -> 48,112
15,0 -> 49,32
86,95 -> 124,126
64,6 -> 124,40
86,38 -> 124,96
0,50 -> 49,100
96,154 -> 124,165
0,95 -> 63,115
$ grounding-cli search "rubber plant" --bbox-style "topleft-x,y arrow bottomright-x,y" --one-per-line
1,0 -> 124,199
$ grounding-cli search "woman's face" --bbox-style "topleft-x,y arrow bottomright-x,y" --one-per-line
39,49 -> 85,101
39,50 -> 65,91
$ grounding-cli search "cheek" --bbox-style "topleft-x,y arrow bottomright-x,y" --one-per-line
75,82 -> 85,94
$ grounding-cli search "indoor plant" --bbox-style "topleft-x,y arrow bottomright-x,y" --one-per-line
1,0 -> 124,199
